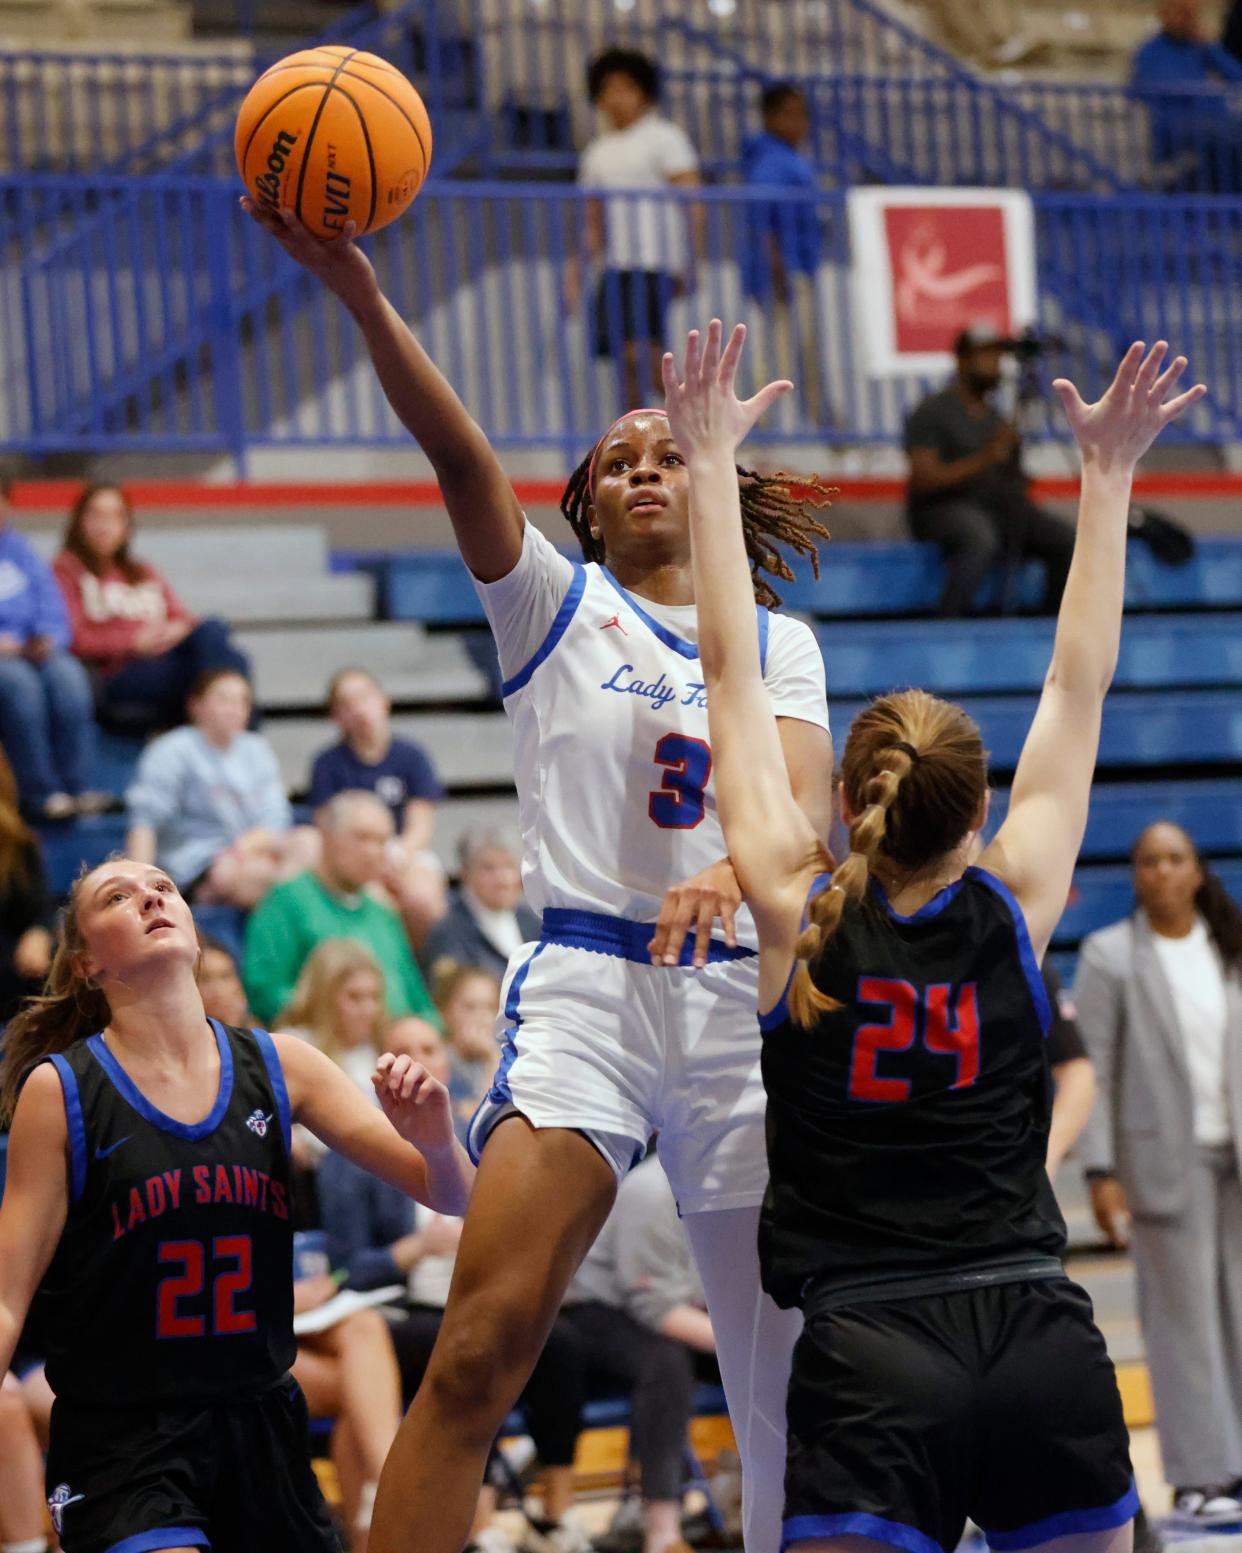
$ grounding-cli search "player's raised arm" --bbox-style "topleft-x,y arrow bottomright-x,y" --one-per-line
0,1066 -> 70,1378
981,342 -> 1205,958
240,201 -> 523,582
663,322 -> 822,929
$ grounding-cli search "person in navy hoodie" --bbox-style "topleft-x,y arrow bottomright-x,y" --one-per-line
741,84 -> 826,426
0,479 -> 102,820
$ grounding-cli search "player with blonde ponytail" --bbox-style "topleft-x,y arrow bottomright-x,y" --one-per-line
663,320 -> 1204,1553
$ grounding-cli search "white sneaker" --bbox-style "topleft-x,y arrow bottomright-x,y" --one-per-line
520,1515 -> 592,1553
1171,1488 -> 1242,1526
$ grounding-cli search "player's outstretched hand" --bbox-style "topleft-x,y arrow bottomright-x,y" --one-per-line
239,197 -> 380,315
373,1053 -> 455,1154
1053,341 -> 1206,477
649,857 -> 742,969
662,319 -> 792,464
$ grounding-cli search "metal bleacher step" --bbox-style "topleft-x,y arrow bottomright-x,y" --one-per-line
432,795 -> 521,867
178,573 -> 375,625
266,711 -> 516,793
235,624 -> 490,710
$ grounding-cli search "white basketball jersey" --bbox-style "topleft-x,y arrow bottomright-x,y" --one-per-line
500,559 -> 820,944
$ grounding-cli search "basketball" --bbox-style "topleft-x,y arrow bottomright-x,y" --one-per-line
235,45 -> 432,239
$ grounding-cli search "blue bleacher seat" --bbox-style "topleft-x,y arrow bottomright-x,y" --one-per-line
989,779 -> 1242,860
37,815 -> 128,895
832,690 -> 1242,770
818,614 -> 1242,698
377,537 -> 1242,627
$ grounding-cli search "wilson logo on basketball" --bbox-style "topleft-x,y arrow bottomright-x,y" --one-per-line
254,129 -> 300,212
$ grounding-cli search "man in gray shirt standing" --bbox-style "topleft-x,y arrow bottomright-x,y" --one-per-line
904,328 -> 1075,616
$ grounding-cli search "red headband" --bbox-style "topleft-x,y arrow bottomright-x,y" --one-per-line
586,407 -> 669,498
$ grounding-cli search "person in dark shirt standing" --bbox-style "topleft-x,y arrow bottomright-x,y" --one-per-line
309,668 -> 447,944
904,328 -> 1075,616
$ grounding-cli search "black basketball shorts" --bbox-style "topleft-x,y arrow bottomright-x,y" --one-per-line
45,1375 -> 342,1553
783,1277 -> 1137,1553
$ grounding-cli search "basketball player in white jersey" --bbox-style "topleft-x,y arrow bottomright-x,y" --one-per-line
243,200 -> 833,1553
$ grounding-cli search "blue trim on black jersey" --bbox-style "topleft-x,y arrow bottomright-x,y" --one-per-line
966,866 -> 1054,1036
500,563 -> 588,697
984,1480 -> 1139,1550
869,875 -> 965,924
87,1019 -> 235,1140
782,1512 -> 944,1553
542,907 -> 754,966
758,605 -> 770,674
104,1529 -> 211,1553
48,1054 -> 87,1203
600,567 -> 699,659
250,1026 -> 292,1156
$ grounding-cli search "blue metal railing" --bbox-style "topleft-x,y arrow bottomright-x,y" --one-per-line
0,179 -> 1233,462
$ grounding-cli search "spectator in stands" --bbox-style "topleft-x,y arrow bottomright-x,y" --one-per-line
432,963 -> 502,1136
1133,0 -> 1242,191
243,790 -> 439,1028
564,1149 -> 719,1553
280,938 -> 389,1094
310,667 -> 447,944
0,750 -> 53,1024
568,47 -> 701,409
292,1269 -> 404,1553
318,1019 -> 587,1553
0,476 -> 104,820
742,83 -> 825,427
1077,821 -> 1242,1525
423,827 -> 540,983
904,328 -> 1075,616
126,668 -> 308,909
53,482 -> 251,731
197,934 -> 254,1027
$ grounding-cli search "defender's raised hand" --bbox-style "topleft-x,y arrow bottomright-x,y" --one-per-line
662,319 -> 792,463
1053,341 -> 1206,476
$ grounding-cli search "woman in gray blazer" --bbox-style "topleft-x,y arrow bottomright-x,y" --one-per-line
1077,821 -> 1242,1526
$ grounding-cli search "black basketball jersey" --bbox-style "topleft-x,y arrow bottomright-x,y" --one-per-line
759,867 -> 1067,1310
37,1020 -> 296,1406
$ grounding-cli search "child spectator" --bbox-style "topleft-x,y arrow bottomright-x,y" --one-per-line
53,482 -> 250,730
318,1021 -> 587,1553
126,668 -> 308,908
0,750 -> 53,1023
569,47 -> 700,408
243,791 -> 440,1028
279,938 -> 388,1095
310,667 -> 447,943
423,827 -> 540,983
0,477 -> 103,819
564,1150 -> 720,1553
433,963 -> 503,1134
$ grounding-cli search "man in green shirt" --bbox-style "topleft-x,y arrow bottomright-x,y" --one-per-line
243,789 -> 441,1027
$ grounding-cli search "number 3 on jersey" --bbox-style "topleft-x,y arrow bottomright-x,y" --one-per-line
649,734 -> 712,829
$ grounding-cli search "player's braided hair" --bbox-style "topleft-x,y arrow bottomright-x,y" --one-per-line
788,689 -> 988,1028
560,433 -> 833,609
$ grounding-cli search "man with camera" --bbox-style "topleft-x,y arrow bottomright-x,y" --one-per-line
903,326 -> 1075,616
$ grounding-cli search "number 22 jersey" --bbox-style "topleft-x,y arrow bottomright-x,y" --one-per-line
36,1019 -> 295,1407
475,522 -> 830,942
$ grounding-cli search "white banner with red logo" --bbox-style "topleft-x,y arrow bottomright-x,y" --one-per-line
847,187 -> 1037,377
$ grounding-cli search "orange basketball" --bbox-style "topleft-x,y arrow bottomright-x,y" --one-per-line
235,46 -> 432,239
